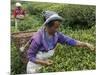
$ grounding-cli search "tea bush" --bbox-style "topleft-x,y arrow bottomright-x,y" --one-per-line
11,43 -> 26,74
25,2 -> 95,29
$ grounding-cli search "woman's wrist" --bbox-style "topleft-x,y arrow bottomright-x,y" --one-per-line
76,41 -> 87,47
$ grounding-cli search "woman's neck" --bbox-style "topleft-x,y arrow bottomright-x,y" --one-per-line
45,28 -> 54,36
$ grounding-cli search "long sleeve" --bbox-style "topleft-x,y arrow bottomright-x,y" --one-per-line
27,39 -> 39,62
57,32 -> 77,46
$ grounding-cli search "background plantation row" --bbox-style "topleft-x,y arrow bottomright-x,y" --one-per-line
11,1 -> 95,31
11,1 -> 96,74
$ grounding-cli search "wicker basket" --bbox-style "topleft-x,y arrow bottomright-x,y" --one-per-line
11,31 -> 36,64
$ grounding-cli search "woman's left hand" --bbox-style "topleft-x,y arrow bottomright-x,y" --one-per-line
85,43 -> 95,51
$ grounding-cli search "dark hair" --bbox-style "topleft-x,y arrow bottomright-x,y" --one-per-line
46,19 -> 62,28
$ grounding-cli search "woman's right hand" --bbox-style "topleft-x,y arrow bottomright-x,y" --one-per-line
44,59 -> 53,65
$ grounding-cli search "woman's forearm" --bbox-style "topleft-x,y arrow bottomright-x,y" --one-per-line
34,59 -> 53,65
34,59 -> 47,65
75,41 -> 88,47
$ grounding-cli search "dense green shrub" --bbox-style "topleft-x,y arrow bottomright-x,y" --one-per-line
17,15 -> 42,31
60,5 -> 95,29
11,43 -> 26,74
26,2 -> 95,29
18,18 -> 33,31
26,2 -> 53,15
11,1 -> 96,29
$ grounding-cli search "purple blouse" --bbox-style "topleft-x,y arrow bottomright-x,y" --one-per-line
27,28 -> 77,62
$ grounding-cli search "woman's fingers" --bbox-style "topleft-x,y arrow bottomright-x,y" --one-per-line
45,59 -> 53,65
90,46 -> 95,51
89,45 -> 95,51
86,43 -> 95,51
47,59 -> 53,63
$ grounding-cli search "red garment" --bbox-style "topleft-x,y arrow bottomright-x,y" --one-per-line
13,7 -> 25,18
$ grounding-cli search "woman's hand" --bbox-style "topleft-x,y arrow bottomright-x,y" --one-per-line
16,15 -> 25,20
76,41 -> 95,51
85,43 -> 95,51
44,59 -> 53,65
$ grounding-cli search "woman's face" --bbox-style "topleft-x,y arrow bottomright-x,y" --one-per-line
17,6 -> 21,9
48,21 -> 60,34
